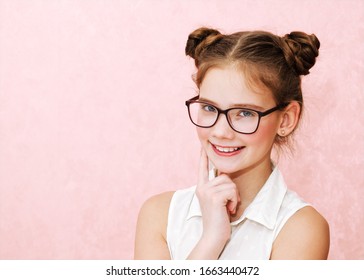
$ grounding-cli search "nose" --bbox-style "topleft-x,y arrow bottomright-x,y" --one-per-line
211,114 -> 235,139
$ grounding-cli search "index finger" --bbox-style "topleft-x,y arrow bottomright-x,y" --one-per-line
198,148 -> 209,186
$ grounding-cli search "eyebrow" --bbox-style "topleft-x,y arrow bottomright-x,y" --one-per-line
198,97 -> 266,111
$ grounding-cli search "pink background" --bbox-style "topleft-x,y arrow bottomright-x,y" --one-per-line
0,0 -> 363,260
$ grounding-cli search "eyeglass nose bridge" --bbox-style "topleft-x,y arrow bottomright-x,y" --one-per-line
211,107 -> 240,132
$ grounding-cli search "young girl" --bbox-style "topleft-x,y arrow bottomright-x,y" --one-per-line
134,27 -> 330,260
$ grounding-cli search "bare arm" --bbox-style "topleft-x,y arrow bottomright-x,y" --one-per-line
270,206 -> 330,259
134,191 -> 174,260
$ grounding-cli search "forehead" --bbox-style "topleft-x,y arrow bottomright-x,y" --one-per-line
199,66 -> 275,108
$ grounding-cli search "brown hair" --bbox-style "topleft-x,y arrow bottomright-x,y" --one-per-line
185,27 -> 320,145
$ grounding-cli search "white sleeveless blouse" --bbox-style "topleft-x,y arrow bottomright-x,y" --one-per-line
166,167 -> 309,259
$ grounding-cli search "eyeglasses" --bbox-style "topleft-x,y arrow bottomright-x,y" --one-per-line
185,96 -> 288,134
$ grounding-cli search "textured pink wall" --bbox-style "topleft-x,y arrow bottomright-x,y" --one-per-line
0,0 -> 363,259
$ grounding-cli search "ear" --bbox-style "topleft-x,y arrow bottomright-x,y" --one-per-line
277,101 -> 301,137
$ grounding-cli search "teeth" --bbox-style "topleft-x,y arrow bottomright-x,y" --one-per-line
215,145 -> 240,153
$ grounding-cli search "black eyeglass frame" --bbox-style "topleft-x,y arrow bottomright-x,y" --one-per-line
185,95 -> 289,134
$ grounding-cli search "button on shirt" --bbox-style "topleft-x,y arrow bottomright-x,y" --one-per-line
166,167 -> 309,259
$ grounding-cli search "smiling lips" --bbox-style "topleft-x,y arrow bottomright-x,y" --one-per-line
211,143 -> 245,156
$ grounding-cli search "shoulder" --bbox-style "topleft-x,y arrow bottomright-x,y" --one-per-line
271,206 -> 330,259
138,191 -> 175,231
142,191 -> 175,208
138,186 -> 195,227
134,191 -> 175,259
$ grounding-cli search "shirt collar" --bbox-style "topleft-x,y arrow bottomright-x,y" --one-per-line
186,166 -> 287,230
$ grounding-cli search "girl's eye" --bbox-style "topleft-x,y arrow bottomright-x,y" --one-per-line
238,109 -> 256,117
202,104 -> 217,113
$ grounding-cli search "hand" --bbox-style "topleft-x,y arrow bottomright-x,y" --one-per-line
195,149 -> 240,248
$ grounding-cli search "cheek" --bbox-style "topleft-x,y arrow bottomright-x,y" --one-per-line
196,127 -> 209,143
246,122 -> 278,146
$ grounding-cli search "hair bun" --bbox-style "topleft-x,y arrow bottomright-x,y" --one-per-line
185,27 -> 222,65
281,32 -> 320,75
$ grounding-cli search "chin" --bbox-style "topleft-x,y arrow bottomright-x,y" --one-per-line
219,167 -> 244,175
210,160 -> 243,175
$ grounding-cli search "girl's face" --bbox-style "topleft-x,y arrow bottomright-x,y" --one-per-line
197,65 -> 282,176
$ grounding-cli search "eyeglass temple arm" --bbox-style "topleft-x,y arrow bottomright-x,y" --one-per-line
185,95 -> 200,105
